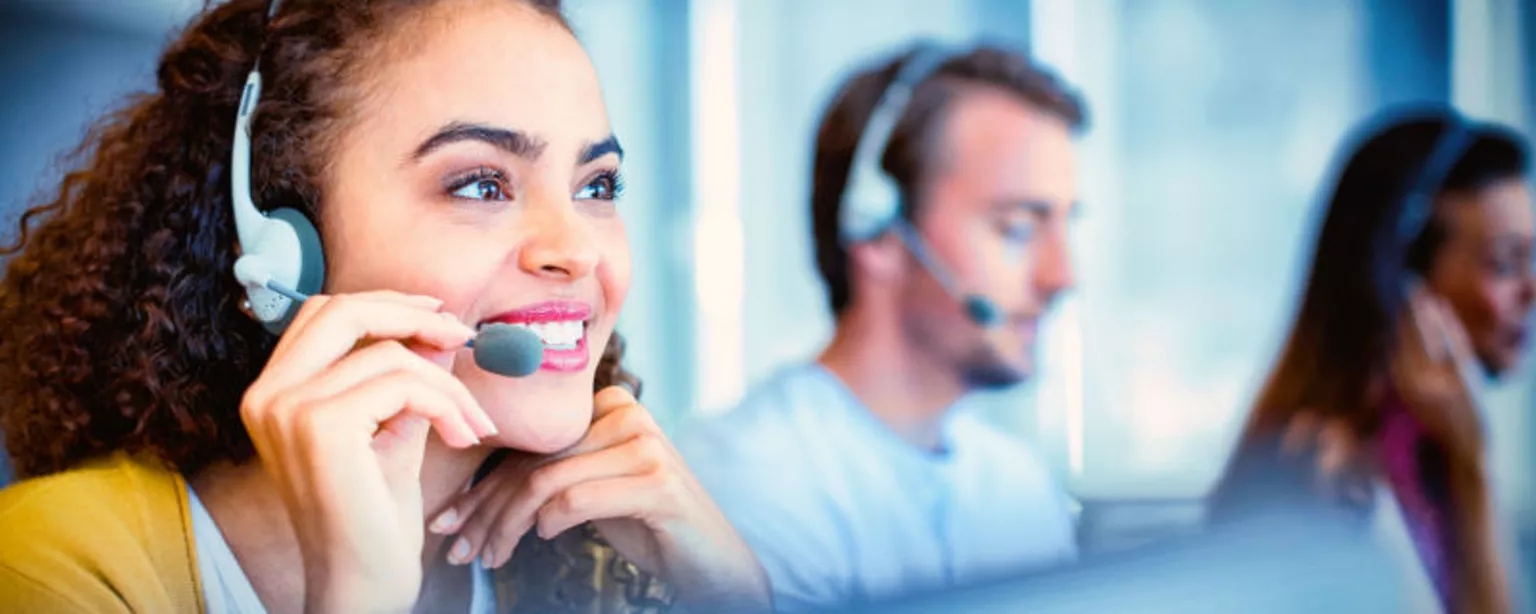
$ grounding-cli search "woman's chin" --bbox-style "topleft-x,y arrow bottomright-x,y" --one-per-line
486,394 -> 594,454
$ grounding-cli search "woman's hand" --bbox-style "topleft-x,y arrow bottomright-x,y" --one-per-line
1392,282 -> 1488,467
430,386 -> 772,613
1276,285 -> 1489,503
1279,410 -> 1373,505
240,291 -> 497,614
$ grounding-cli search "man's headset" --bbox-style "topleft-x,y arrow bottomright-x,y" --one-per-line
228,0 -> 326,336
837,44 -> 1004,329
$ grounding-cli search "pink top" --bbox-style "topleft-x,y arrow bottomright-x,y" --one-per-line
1376,393 -> 1454,609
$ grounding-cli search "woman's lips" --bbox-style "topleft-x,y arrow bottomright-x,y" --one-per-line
480,301 -> 592,373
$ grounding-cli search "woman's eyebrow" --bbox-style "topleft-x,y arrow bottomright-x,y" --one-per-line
409,121 -> 549,164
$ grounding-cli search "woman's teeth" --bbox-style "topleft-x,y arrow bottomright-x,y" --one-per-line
504,320 -> 583,349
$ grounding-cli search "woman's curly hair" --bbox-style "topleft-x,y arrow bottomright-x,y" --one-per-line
0,0 -> 639,480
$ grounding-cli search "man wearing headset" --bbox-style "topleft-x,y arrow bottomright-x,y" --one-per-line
676,43 -> 1088,611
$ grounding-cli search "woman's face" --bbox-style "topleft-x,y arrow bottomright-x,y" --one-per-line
1428,178 -> 1536,377
319,1 -> 629,453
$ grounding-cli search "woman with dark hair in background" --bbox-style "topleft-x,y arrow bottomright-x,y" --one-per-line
1211,107 -> 1533,613
0,1 -> 769,612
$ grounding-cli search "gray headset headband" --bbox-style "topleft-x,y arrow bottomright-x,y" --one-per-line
838,44 -> 955,244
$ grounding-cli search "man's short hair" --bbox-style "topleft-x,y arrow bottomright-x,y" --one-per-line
811,44 -> 1088,315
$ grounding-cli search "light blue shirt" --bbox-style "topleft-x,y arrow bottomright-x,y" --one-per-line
676,364 -> 1077,612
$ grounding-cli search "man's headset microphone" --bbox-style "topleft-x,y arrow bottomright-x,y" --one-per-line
838,45 -> 1021,359
226,0 -> 544,378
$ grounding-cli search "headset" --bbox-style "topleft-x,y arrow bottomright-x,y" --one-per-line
1387,110 -> 1496,423
229,0 -> 326,335
1397,111 -> 1475,281
837,44 -> 1003,328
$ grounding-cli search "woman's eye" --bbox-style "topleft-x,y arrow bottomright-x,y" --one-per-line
451,179 -> 505,201
577,171 -> 625,202
447,168 -> 510,202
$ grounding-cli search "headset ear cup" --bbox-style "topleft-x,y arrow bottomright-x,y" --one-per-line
262,207 -> 326,335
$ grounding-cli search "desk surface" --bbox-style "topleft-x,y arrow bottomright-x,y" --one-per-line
825,511 -> 1408,614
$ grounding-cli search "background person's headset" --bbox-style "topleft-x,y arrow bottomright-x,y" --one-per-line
1397,111 -> 1475,286
837,43 -> 1004,329
229,0 -> 326,336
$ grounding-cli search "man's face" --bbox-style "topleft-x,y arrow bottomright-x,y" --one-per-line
899,86 -> 1077,389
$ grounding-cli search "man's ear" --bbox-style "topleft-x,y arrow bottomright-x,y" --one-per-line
846,232 -> 908,284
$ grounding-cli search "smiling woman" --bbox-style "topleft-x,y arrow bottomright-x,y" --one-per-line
0,1 -> 768,613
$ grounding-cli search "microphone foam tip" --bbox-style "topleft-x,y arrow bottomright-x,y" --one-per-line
473,323 -> 545,377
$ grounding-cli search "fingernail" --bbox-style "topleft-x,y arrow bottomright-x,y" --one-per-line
449,536 -> 472,565
430,508 -> 458,534
481,552 -> 494,569
441,312 -> 474,334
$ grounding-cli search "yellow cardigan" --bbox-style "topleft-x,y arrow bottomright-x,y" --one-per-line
0,453 -> 675,613
0,452 -> 205,613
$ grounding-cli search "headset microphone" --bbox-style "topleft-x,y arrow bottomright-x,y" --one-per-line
223,0 -> 550,381
468,323 -> 546,378
229,0 -> 325,336
889,222 -> 1003,326
838,43 -> 1004,329
228,1 -> 545,378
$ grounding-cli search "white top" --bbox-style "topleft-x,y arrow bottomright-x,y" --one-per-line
186,484 -> 496,614
187,485 -> 268,614
675,364 -> 1078,612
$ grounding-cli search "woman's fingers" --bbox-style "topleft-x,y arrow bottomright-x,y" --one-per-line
564,387 -> 671,458
1281,411 -> 1320,457
431,480 -> 493,536
312,370 -> 484,449
270,291 -> 445,356
444,481 -> 521,567
309,340 -> 495,438
446,434 -> 672,569
593,384 -> 639,418
243,369 -> 472,548
262,293 -> 474,393
1278,411 -> 1365,500
489,386 -> 665,471
1314,419 -> 1357,486
535,473 -> 680,543
435,394 -> 674,569
1402,285 -> 1474,368
502,435 -> 671,568
1423,292 -> 1480,378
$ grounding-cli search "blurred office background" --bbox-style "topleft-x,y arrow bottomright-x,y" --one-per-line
1,0 -> 1533,569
